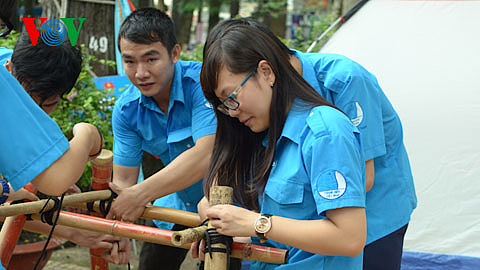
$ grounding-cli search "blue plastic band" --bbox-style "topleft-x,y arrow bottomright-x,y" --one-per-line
0,179 -> 10,204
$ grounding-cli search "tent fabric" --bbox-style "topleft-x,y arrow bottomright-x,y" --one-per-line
402,251 -> 480,270
320,0 -> 480,267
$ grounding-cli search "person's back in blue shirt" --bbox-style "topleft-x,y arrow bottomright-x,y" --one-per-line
295,50 -> 416,269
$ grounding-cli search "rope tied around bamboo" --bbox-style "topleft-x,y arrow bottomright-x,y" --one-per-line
202,186 -> 234,270
0,190 -> 114,218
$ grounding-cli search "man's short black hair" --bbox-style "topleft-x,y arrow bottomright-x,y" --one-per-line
11,31 -> 83,103
118,7 -> 178,54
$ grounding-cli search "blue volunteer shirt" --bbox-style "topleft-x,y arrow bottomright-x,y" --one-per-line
0,67 -> 69,192
112,60 -> 216,230
0,47 -> 12,65
251,104 -> 366,270
295,50 -> 417,244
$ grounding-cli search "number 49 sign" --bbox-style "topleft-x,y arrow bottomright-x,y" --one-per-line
89,36 -> 108,53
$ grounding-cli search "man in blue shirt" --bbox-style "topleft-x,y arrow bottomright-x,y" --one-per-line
105,8 -> 220,270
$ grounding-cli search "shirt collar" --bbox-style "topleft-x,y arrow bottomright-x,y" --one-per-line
293,49 -> 321,91
169,61 -> 185,109
262,99 -> 311,147
280,100 -> 311,144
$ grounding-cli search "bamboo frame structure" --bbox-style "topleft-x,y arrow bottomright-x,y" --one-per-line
29,210 -> 288,265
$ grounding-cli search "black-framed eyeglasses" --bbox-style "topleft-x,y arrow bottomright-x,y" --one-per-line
217,71 -> 254,115
0,11 -> 14,38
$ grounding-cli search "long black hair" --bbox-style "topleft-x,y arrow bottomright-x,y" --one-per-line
201,25 -> 337,211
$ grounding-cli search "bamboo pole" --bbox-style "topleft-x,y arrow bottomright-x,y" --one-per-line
204,186 -> 234,270
89,149 -> 113,270
29,211 -> 288,264
171,225 -> 208,247
0,183 -> 37,268
0,190 -> 113,217
71,201 -> 202,227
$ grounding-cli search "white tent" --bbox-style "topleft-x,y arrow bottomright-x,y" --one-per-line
321,0 -> 480,268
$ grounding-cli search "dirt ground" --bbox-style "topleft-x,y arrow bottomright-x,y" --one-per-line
43,240 -> 200,270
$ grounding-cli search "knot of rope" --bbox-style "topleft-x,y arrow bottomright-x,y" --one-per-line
203,227 -> 234,270
86,187 -> 118,217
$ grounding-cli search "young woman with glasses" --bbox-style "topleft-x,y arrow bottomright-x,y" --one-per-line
193,25 -> 367,270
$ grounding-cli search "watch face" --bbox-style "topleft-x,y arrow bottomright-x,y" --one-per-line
255,216 -> 271,234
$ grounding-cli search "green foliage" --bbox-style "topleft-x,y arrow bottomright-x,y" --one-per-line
251,0 -> 287,19
0,30 -> 20,49
180,43 -> 203,62
50,45 -> 116,189
283,12 -> 337,52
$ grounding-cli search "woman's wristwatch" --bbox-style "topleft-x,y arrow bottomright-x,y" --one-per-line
254,213 -> 272,243
0,179 -> 10,204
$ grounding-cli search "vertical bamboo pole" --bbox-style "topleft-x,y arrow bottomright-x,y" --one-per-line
89,149 -> 113,270
0,183 -> 37,268
204,186 -> 233,270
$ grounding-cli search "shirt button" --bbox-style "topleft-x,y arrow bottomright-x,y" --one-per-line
185,202 -> 191,206
187,144 -> 192,148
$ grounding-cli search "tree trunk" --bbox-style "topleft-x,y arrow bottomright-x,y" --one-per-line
138,0 -> 153,8
66,0 -> 116,76
332,0 -> 357,16
208,0 -> 222,33
263,0 -> 287,38
172,0 -> 195,49
230,0 -> 239,18
157,0 -> 167,11
24,0 -> 34,18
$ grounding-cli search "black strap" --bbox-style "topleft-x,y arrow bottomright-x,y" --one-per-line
85,188 -> 117,217
39,197 -> 60,226
98,187 -> 117,217
86,201 -> 95,215
34,193 -> 65,270
203,228 -> 234,270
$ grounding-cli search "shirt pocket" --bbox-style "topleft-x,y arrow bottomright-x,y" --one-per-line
167,127 -> 194,159
262,177 -> 310,220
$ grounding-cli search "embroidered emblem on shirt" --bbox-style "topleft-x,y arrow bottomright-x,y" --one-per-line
319,171 -> 346,200
351,102 -> 363,127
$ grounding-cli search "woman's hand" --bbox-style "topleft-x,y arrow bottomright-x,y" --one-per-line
205,205 -> 258,237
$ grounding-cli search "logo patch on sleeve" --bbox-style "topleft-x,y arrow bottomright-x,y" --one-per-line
351,102 -> 363,127
205,102 -> 213,109
319,171 -> 346,200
